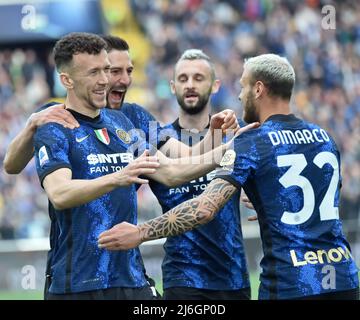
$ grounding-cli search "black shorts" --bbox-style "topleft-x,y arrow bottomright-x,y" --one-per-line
163,286 -> 251,300
46,285 -> 159,300
44,273 -> 162,300
292,287 -> 359,300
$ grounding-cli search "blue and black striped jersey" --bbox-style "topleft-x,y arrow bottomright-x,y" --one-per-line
217,114 -> 359,299
34,108 -> 149,294
38,102 -> 156,282
121,103 -> 156,145
150,118 -> 250,291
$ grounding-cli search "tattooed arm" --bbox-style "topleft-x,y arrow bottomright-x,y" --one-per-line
97,178 -> 237,250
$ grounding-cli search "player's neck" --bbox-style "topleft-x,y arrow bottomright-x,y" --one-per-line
259,98 -> 291,124
179,109 -> 210,131
65,94 -> 100,118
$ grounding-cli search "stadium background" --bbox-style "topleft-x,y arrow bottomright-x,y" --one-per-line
0,0 -> 359,300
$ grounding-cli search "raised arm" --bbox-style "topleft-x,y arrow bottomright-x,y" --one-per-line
191,109 -> 239,155
148,121 -> 258,187
159,109 -> 239,159
97,178 -> 238,250
150,142 -> 226,186
3,104 -> 79,174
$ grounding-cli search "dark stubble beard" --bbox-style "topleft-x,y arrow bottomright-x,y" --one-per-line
176,87 -> 212,115
243,90 -> 259,123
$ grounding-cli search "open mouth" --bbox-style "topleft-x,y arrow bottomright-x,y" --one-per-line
109,88 -> 126,103
184,92 -> 199,102
93,89 -> 106,97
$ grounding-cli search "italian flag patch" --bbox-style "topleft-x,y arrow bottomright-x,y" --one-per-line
94,128 -> 110,145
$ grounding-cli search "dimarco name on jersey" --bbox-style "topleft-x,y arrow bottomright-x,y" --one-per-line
268,128 -> 330,146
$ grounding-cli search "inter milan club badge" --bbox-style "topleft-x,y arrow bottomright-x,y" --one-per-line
116,129 -> 131,144
94,128 -> 110,145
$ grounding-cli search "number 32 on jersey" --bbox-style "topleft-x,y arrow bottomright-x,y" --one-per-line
277,151 -> 339,225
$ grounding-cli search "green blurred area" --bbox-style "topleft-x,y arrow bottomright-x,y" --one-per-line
0,272 -> 261,300
0,290 -> 43,300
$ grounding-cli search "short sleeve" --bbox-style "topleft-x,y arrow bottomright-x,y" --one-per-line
34,123 -> 72,186
215,133 -> 258,190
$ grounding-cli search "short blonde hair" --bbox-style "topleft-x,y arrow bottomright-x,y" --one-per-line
244,54 -> 295,100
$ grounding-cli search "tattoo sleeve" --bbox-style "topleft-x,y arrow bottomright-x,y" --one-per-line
138,178 -> 237,242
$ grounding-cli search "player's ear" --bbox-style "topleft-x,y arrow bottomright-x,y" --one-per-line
254,81 -> 264,99
60,72 -> 74,89
211,79 -> 221,94
170,80 -> 176,95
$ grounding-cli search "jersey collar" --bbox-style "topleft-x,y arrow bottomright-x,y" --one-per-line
67,108 -> 102,123
264,113 -> 299,123
172,115 -> 211,132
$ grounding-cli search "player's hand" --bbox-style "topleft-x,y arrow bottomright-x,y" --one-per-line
241,192 -> 254,210
210,109 -> 239,136
98,222 -> 141,250
241,193 -> 258,221
223,121 -> 260,149
247,214 -> 258,222
112,150 -> 160,186
27,104 -> 80,130
234,121 -> 260,138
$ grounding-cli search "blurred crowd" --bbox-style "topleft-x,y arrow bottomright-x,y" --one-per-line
0,0 -> 359,241
0,48 -> 53,239
131,0 -> 360,240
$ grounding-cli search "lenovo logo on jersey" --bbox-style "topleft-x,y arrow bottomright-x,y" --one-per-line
87,153 -> 134,165
290,246 -> 353,267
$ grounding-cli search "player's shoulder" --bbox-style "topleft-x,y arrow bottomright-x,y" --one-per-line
122,102 -> 143,111
160,122 -> 176,131
235,124 -> 261,141
35,121 -> 69,141
101,108 -> 134,129
103,107 -> 126,119
231,127 -> 261,156
157,121 -> 178,142
121,102 -> 155,119
38,119 -> 66,131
